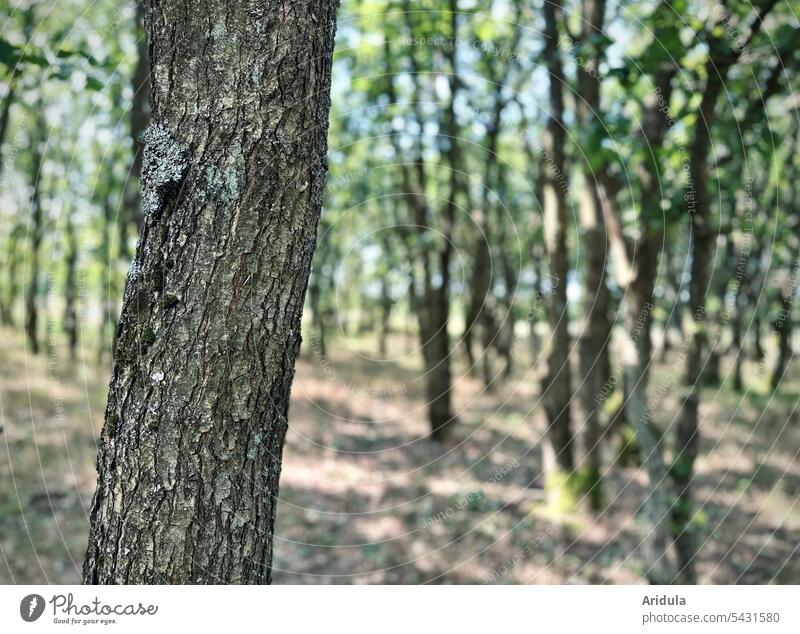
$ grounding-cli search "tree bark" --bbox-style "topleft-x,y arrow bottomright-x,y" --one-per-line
575,0 -> 611,509
84,0 -> 339,584
540,0 -> 574,477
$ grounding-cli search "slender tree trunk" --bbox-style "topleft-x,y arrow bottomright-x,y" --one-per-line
1,223 -> 21,326
97,196 -> 118,365
540,0 -> 574,479
673,2 -> 778,584
771,292 -> 793,390
673,62 -> 728,587
771,121 -> 800,389
84,0 -> 339,584
731,280 -> 744,392
0,83 -> 14,181
387,10 -> 457,441
575,0 -> 610,510
63,210 -> 78,360
379,272 -> 391,357
424,2 -> 461,440
25,112 -> 45,355
308,268 -> 326,359
607,67 -> 678,583
120,0 -> 151,258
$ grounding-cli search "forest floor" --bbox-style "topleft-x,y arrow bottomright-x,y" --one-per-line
1,326 -> 799,584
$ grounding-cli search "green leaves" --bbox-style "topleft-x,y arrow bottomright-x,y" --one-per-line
0,36 -> 106,90
0,37 -> 48,70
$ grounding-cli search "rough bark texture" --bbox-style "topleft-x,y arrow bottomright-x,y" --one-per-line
540,0 -> 574,475
83,0 -> 338,584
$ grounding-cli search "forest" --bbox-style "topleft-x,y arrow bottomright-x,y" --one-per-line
0,0 -> 798,585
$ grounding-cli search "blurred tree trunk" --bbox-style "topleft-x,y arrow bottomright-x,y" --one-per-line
674,3 -> 779,584
25,110 -> 45,355
771,118 -> 800,389
463,59 -> 513,384
63,208 -> 78,359
575,0 -> 610,509
1,224 -> 21,326
0,83 -> 14,182
308,267 -> 326,359
423,2 -> 461,440
378,233 -> 394,357
385,16 -> 456,441
119,0 -> 151,258
97,194 -> 118,364
540,0 -> 575,479
84,0 -> 339,584
771,291 -> 793,390
605,66 -> 677,583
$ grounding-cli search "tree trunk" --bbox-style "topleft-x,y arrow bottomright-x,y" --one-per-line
673,58 -> 729,586
120,0 -> 151,258
540,0 -> 574,480
674,6 -> 778,582
1,223 -> 21,326
575,0 -> 611,509
731,280 -> 744,392
63,209 -> 78,360
84,0 -> 339,584
608,66 -> 678,583
425,2 -> 461,440
772,290 -> 793,390
25,111 -> 45,355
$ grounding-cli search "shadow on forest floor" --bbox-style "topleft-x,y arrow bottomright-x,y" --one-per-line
0,328 -> 798,583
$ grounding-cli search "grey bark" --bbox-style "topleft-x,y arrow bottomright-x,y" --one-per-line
84,0 -> 338,584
